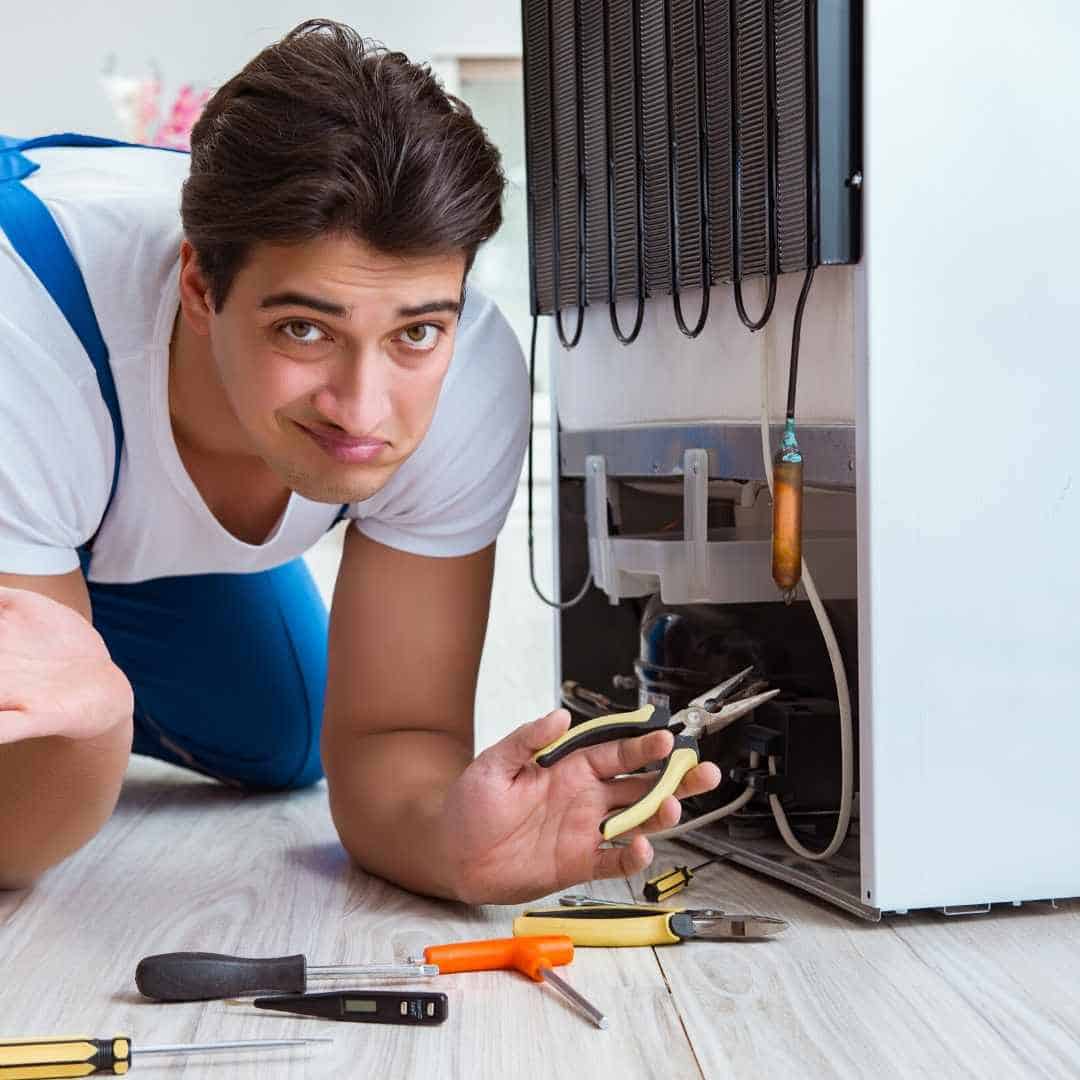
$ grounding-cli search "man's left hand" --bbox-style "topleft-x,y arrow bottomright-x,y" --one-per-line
438,708 -> 722,904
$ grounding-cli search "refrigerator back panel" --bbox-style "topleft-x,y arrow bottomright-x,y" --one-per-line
553,264 -> 856,429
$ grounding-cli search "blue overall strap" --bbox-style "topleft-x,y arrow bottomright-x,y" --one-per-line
0,134 -> 139,529
2,132 -> 141,157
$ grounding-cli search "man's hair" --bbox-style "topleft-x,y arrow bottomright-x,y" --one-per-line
181,19 -> 505,310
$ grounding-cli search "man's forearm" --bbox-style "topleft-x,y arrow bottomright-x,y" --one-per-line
323,728 -> 472,900
0,720 -> 132,889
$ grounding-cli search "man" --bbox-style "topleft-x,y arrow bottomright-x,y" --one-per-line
0,20 -> 720,901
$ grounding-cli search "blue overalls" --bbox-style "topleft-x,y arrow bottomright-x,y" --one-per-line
0,134 -> 338,790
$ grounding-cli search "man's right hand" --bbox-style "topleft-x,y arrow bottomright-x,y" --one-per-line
0,585 -> 133,744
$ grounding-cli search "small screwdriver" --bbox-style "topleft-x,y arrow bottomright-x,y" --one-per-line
135,951 -> 438,1002
0,1034 -> 331,1078
642,860 -> 716,903
419,935 -> 608,1030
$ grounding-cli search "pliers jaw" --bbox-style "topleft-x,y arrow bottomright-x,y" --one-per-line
678,912 -> 789,940
676,667 -> 780,739
687,666 -> 759,710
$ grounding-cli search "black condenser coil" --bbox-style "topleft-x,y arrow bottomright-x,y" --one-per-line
521,0 -> 861,341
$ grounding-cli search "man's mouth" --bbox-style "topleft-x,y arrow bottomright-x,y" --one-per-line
295,421 -> 388,465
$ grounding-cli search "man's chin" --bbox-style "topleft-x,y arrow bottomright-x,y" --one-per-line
276,463 -> 391,506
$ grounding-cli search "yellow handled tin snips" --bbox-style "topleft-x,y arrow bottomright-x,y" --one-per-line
513,897 -> 787,947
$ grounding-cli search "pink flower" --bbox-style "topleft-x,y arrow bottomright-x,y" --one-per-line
152,84 -> 211,150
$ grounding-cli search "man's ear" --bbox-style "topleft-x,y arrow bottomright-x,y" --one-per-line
178,240 -> 215,335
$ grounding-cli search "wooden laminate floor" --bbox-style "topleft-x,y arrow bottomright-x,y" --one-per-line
3,754 -> 1078,1079
5,482 -> 1079,1078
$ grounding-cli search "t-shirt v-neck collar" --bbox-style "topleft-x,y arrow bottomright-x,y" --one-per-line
149,269 -> 296,551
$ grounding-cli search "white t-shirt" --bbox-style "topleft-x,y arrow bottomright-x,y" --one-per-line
0,145 -> 529,583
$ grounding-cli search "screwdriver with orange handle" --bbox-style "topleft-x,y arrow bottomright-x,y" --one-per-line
0,1034 -> 330,1078
418,935 -> 608,1030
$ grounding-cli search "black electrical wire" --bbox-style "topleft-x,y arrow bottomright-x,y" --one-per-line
730,0 -> 778,332
527,314 -> 593,609
663,0 -> 711,337
603,0 -> 645,344
786,0 -> 822,422
786,265 -> 814,419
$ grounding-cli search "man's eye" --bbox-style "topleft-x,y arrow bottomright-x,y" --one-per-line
397,323 -> 441,350
280,320 -> 327,344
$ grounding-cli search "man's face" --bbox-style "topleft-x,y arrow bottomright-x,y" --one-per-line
202,234 -> 466,504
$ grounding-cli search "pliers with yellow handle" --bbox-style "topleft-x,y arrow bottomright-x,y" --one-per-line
513,901 -> 788,946
533,666 -> 779,841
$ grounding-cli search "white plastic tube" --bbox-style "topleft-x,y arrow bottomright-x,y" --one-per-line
757,344 -> 854,861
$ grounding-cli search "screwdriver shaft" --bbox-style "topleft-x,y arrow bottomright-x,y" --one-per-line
539,968 -> 608,1029
137,1037 -> 333,1057
307,962 -> 439,980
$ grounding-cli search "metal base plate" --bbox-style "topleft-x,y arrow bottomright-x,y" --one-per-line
678,824 -> 881,922
561,423 -> 856,488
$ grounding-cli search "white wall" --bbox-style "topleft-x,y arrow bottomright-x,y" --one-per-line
1,2 -> 520,138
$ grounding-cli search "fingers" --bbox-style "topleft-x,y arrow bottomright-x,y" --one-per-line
486,708 -> 572,775
637,795 -> 684,833
594,761 -> 723,841
602,760 -> 722,811
578,728 -> 675,780
591,832 -> 654,881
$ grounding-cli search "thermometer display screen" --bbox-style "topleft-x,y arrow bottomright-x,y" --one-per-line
344,999 -> 378,1014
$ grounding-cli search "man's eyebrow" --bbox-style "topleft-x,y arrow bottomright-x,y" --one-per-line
258,291 -> 349,317
396,300 -> 462,319
257,294 -> 461,320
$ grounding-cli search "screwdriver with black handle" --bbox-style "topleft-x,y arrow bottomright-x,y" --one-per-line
0,1034 -> 331,1078
135,951 -> 438,1001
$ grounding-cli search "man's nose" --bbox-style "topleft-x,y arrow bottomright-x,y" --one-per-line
313,347 -> 390,433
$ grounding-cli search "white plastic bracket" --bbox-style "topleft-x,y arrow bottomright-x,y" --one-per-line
683,449 -> 709,600
584,454 -> 616,603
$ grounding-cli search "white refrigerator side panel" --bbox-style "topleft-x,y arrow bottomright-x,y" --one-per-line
861,3 -> 1080,910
